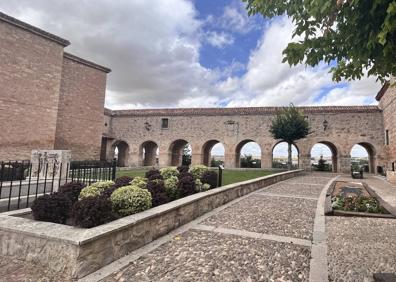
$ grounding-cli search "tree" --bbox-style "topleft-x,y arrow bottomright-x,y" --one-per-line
317,155 -> 327,171
182,144 -> 191,166
243,0 -> 396,83
269,104 -> 310,170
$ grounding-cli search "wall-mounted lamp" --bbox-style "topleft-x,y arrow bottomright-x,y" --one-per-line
323,119 -> 328,131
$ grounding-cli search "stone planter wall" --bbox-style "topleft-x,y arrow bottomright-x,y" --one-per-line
0,170 -> 303,279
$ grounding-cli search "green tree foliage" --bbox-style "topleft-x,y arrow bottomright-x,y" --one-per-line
244,0 -> 396,82
317,156 -> 327,171
270,104 -> 310,170
182,144 -> 191,166
240,154 -> 261,168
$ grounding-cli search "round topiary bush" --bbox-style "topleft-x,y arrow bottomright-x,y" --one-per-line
147,179 -> 169,207
189,165 -> 208,180
177,165 -> 189,174
58,182 -> 86,203
130,177 -> 148,189
200,170 -> 218,189
79,181 -> 115,199
160,167 -> 179,179
114,176 -> 133,188
178,172 -> 196,197
110,185 -> 152,216
71,196 -> 115,228
145,169 -> 161,179
164,176 -> 180,200
31,193 -> 72,224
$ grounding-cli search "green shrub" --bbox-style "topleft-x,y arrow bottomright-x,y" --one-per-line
79,181 -> 115,199
189,165 -> 208,180
71,196 -> 115,228
164,176 -> 180,200
160,167 -> 179,179
130,177 -> 148,189
31,193 -> 72,224
111,185 -> 152,216
58,182 -> 86,203
147,179 -> 169,207
195,179 -> 211,192
201,170 -> 218,188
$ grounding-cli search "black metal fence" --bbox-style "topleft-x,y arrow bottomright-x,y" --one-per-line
0,160 -> 117,212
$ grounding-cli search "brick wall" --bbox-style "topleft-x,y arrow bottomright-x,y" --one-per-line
54,53 -> 110,160
378,79 -> 396,170
0,16 -> 68,160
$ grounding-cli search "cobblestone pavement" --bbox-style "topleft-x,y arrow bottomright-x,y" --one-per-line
99,173 -> 334,282
0,255 -> 68,282
327,216 -> 396,282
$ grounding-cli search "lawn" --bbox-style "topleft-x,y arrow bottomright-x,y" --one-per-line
116,168 -> 274,186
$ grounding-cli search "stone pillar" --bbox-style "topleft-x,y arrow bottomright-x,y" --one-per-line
261,151 -> 272,170
31,150 -> 71,179
158,152 -> 171,167
386,171 -> 396,184
224,145 -> 236,168
299,154 -> 312,171
339,155 -> 351,173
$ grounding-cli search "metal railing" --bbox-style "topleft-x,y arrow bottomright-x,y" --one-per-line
0,160 -> 117,212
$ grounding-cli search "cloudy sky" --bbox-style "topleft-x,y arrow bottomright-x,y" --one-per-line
0,0 -> 376,157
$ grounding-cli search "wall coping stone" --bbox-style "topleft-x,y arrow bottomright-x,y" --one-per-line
0,170 -> 303,245
64,52 -> 111,73
104,106 -> 381,117
0,11 -> 70,46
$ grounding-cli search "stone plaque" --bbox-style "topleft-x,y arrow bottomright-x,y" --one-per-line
31,150 -> 71,179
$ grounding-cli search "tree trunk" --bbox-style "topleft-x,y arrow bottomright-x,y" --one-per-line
288,142 -> 292,170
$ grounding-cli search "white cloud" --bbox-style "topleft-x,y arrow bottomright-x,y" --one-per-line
217,1 -> 258,34
217,17 -> 382,107
205,31 -> 234,48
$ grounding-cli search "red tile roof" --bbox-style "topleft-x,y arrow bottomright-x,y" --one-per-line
105,105 -> 381,117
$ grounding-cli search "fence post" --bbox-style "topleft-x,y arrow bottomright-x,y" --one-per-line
218,165 -> 224,187
111,158 -> 117,180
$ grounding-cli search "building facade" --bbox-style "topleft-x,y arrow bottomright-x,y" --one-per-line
1,12 -> 396,174
0,12 -> 110,161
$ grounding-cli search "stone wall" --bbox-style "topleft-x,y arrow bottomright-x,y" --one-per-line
54,53 -> 110,160
104,106 -> 385,173
0,12 -> 110,161
377,79 -> 396,170
0,12 -> 68,160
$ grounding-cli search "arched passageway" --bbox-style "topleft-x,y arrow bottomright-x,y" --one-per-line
201,140 -> 225,167
169,139 -> 191,166
272,142 -> 299,169
139,141 -> 158,166
235,140 -> 262,168
112,140 -> 129,167
310,142 -> 338,172
350,143 -> 376,173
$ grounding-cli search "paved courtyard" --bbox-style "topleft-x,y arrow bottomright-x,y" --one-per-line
85,173 -> 320,281
1,173 -> 395,281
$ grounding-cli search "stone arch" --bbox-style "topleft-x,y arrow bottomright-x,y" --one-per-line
350,142 -> 376,173
139,140 -> 158,166
271,141 -> 300,169
310,141 -> 339,172
201,139 -> 225,167
168,139 -> 190,166
235,139 -> 262,168
112,140 -> 129,167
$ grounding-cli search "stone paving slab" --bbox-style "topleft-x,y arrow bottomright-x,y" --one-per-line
258,182 -> 324,198
327,216 -> 396,282
201,194 -> 317,240
101,229 -> 311,282
0,255 -> 69,282
283,176 -> 333,185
